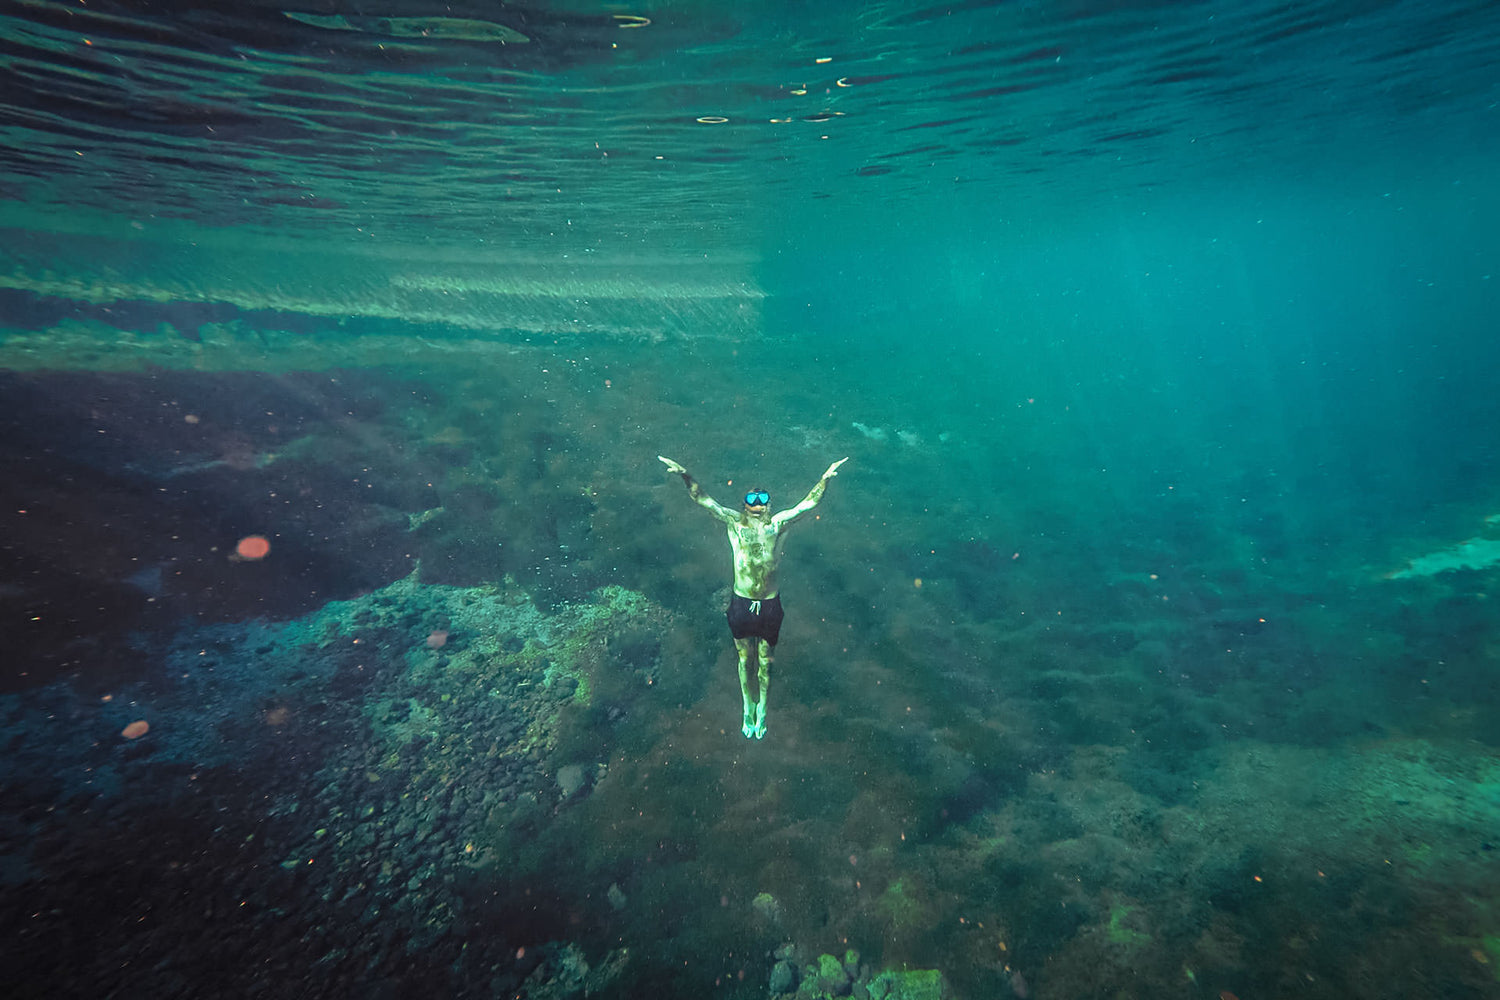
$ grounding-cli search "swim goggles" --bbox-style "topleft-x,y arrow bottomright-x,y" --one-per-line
743,490 -> 770,506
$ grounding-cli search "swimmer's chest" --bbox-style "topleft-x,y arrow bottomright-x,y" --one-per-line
726,520 -> 781,560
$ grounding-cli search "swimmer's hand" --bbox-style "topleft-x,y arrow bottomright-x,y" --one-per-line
658,455 -> 688,475
822,457 -> 850,480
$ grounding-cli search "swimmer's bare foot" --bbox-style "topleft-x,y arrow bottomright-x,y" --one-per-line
752,703 -> 767,740
742,706 -> 757,739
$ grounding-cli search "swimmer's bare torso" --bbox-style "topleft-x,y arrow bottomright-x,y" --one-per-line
724,514 -> 782,599
690,492 -> 802,599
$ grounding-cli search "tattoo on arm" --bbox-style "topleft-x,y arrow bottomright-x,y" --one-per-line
684,475 -> 736,522
775,476 -> 828,526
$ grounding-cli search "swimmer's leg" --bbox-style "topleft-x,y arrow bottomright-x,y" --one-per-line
734,638 -> 756,738
752,639 -> 772,739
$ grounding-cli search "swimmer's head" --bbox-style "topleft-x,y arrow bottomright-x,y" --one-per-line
743,488 -> 769,511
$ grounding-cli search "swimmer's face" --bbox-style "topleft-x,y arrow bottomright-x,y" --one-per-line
742,489 -> 769,518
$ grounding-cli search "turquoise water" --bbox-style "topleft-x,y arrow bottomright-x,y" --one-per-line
3,1 -> 1500,997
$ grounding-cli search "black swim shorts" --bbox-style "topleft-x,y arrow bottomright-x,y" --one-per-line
726,594 -> 784,645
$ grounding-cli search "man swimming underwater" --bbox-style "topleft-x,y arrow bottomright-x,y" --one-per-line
657,454 -> 849,739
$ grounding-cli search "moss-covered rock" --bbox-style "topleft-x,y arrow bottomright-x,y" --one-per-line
866,968 -> 944,1000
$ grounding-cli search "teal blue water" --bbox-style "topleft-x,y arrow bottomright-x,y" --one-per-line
3,2 -> 1500,998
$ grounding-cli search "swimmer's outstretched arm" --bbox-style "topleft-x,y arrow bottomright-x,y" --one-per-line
658,455 -> 737,523
773,457 -> 849,527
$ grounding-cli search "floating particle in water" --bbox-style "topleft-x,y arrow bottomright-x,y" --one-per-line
121,720 -> 150,739
235,535 -> 271,560
426,630 -> 449,649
